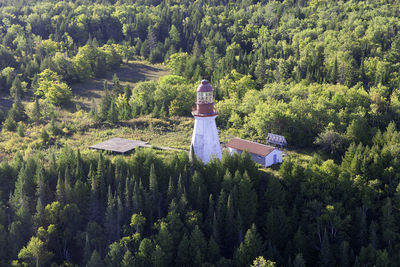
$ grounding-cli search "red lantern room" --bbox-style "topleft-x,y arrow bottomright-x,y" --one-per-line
194,80 -> 216,115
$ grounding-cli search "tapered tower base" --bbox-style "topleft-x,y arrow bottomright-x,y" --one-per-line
191,115 -> 222,164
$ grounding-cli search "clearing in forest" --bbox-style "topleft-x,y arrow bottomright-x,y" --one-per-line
71,60 -> 170,105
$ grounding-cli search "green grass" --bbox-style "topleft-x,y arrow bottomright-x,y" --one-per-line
71,60 -> 170,108
0,61 -> 179,159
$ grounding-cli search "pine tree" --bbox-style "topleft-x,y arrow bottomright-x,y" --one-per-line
190,225 -> 207,266
75,149 -> 84,182
207,236 -> 220,264
87,250 -> 104,267
3,114 -> 16,131
224,194 -> 235,255
32,97 -> 41,122
319,230 -> 334,267
105,242 -> 123,267
293,254 -> 306,267
235,224 -> 265,267
121,250 -> 134,267
40,128 -> 49,143
238,172 -> 257,230
167,176 -> 175,203
105,187 -> 116,243
255,58 -> 267,87
33,198 -> 44,229
108,101 -> 119,123
155,222 -> 174,265
49,117 -> 60,136
9,93 -> 27,122
339,241 -> 350,267
100,89 -> 112,121
17,123 -> 24,137
64,166 -> 72,202
176,233 -> 191,266
112,73 -> 122,94
151,245 -> 166,267
56,175 -> 65,204
381,198 -> 398,248
10,76 -> 23,98
83,233 -> 91,264
137,238 -> 154,267
35,165 -> 47,206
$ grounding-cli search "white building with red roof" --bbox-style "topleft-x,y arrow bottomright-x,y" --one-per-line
225,138 -> 283,167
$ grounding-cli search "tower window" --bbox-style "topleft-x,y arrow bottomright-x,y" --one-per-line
197,91 -> 213,103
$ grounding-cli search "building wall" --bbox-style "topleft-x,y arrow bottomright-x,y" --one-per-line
191,115 -> 222,164
227,147 -> 282,167
265,149 -> 283,167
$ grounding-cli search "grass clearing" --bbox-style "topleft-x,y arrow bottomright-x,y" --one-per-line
71,60 -> 170,108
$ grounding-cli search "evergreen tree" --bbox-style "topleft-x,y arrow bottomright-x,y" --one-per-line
121,250 -> 134,267
190,225 -> 207,266
151,245 -> 166,267
56,175 -> 66,204
32,97 -> 41,122
319,230 -> 334,267
155,222 -> 174,265
235,224 -> 265,267
3,115 -> 17,131
112,73 -> 122,94
207,236 -> 220,264
87,250 -> 104,267
108,101 -> 119,123
17,122 -> 24,137
8,93 -> 27,122
381,198 -> 398,249
40,128 -> 49,143
10,76 -> 23,99
176,233 -> 191,266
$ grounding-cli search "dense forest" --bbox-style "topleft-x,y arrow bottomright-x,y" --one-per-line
2,125 -> 400,266
0,0 -> 400,266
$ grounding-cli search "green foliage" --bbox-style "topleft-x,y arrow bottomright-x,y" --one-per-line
3,116 -> 17,131
18,236 -> 52,267
31,98 -> 41,123
251,256 -> 276,267
36,69 -> 72,105
0,0 -> 399,266
167,53 -> 189,75
40,128 -> 49,142
17,123 -> 24,137
0,125 -> 398,265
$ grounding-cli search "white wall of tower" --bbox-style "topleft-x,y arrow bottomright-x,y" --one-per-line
191,115 -> 222,164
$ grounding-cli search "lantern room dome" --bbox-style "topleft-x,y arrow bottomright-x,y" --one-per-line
197,80 -> 213,92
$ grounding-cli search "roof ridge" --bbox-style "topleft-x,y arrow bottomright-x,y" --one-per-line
232,137 -> 273,148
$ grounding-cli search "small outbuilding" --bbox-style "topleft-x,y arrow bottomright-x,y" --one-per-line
266,133 -> 287,148
89,138 -> 150,155
225,137 -> 283,167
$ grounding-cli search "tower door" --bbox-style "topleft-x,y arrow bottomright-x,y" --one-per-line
273,154 -> 277,164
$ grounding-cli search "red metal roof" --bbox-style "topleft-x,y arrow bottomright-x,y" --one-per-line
225,138 -> 276,157
197,80 -> 213,92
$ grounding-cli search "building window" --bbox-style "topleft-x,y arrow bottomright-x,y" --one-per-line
197,91 -> 213,103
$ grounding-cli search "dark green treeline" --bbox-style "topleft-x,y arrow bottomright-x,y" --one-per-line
0,122 -> 399,266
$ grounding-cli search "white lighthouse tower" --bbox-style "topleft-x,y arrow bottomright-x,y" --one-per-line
191,80 -> 222,164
